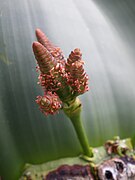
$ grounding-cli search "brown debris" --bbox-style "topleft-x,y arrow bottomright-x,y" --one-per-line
46,164 -> 94,180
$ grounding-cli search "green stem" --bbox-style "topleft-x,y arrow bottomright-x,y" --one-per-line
63,98 -> 93,157
70,109 -> 93,157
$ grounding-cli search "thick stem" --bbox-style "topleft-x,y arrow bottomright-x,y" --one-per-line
63,98 -> 93,157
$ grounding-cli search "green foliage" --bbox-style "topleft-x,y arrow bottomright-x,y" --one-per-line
0,0 -> 135,179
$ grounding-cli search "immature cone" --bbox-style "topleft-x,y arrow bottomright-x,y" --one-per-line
32,41 -> 57,74
33,41 -> 69,97
66,48 -> 89,96
36,92 -> 62,115
35,28 -> 65,64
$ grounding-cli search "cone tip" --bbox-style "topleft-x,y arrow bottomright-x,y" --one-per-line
35,28 -> 44,37
32,41 -> 43,52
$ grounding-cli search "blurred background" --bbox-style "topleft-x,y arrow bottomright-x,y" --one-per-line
0,0 -> 135,179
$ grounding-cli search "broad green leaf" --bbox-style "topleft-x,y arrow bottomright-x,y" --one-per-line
0,0 -> 135,179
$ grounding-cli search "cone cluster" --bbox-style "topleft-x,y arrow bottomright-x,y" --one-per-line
32,29 -> 89,115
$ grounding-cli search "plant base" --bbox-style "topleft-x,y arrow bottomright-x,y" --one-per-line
20,137 -> 135,179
